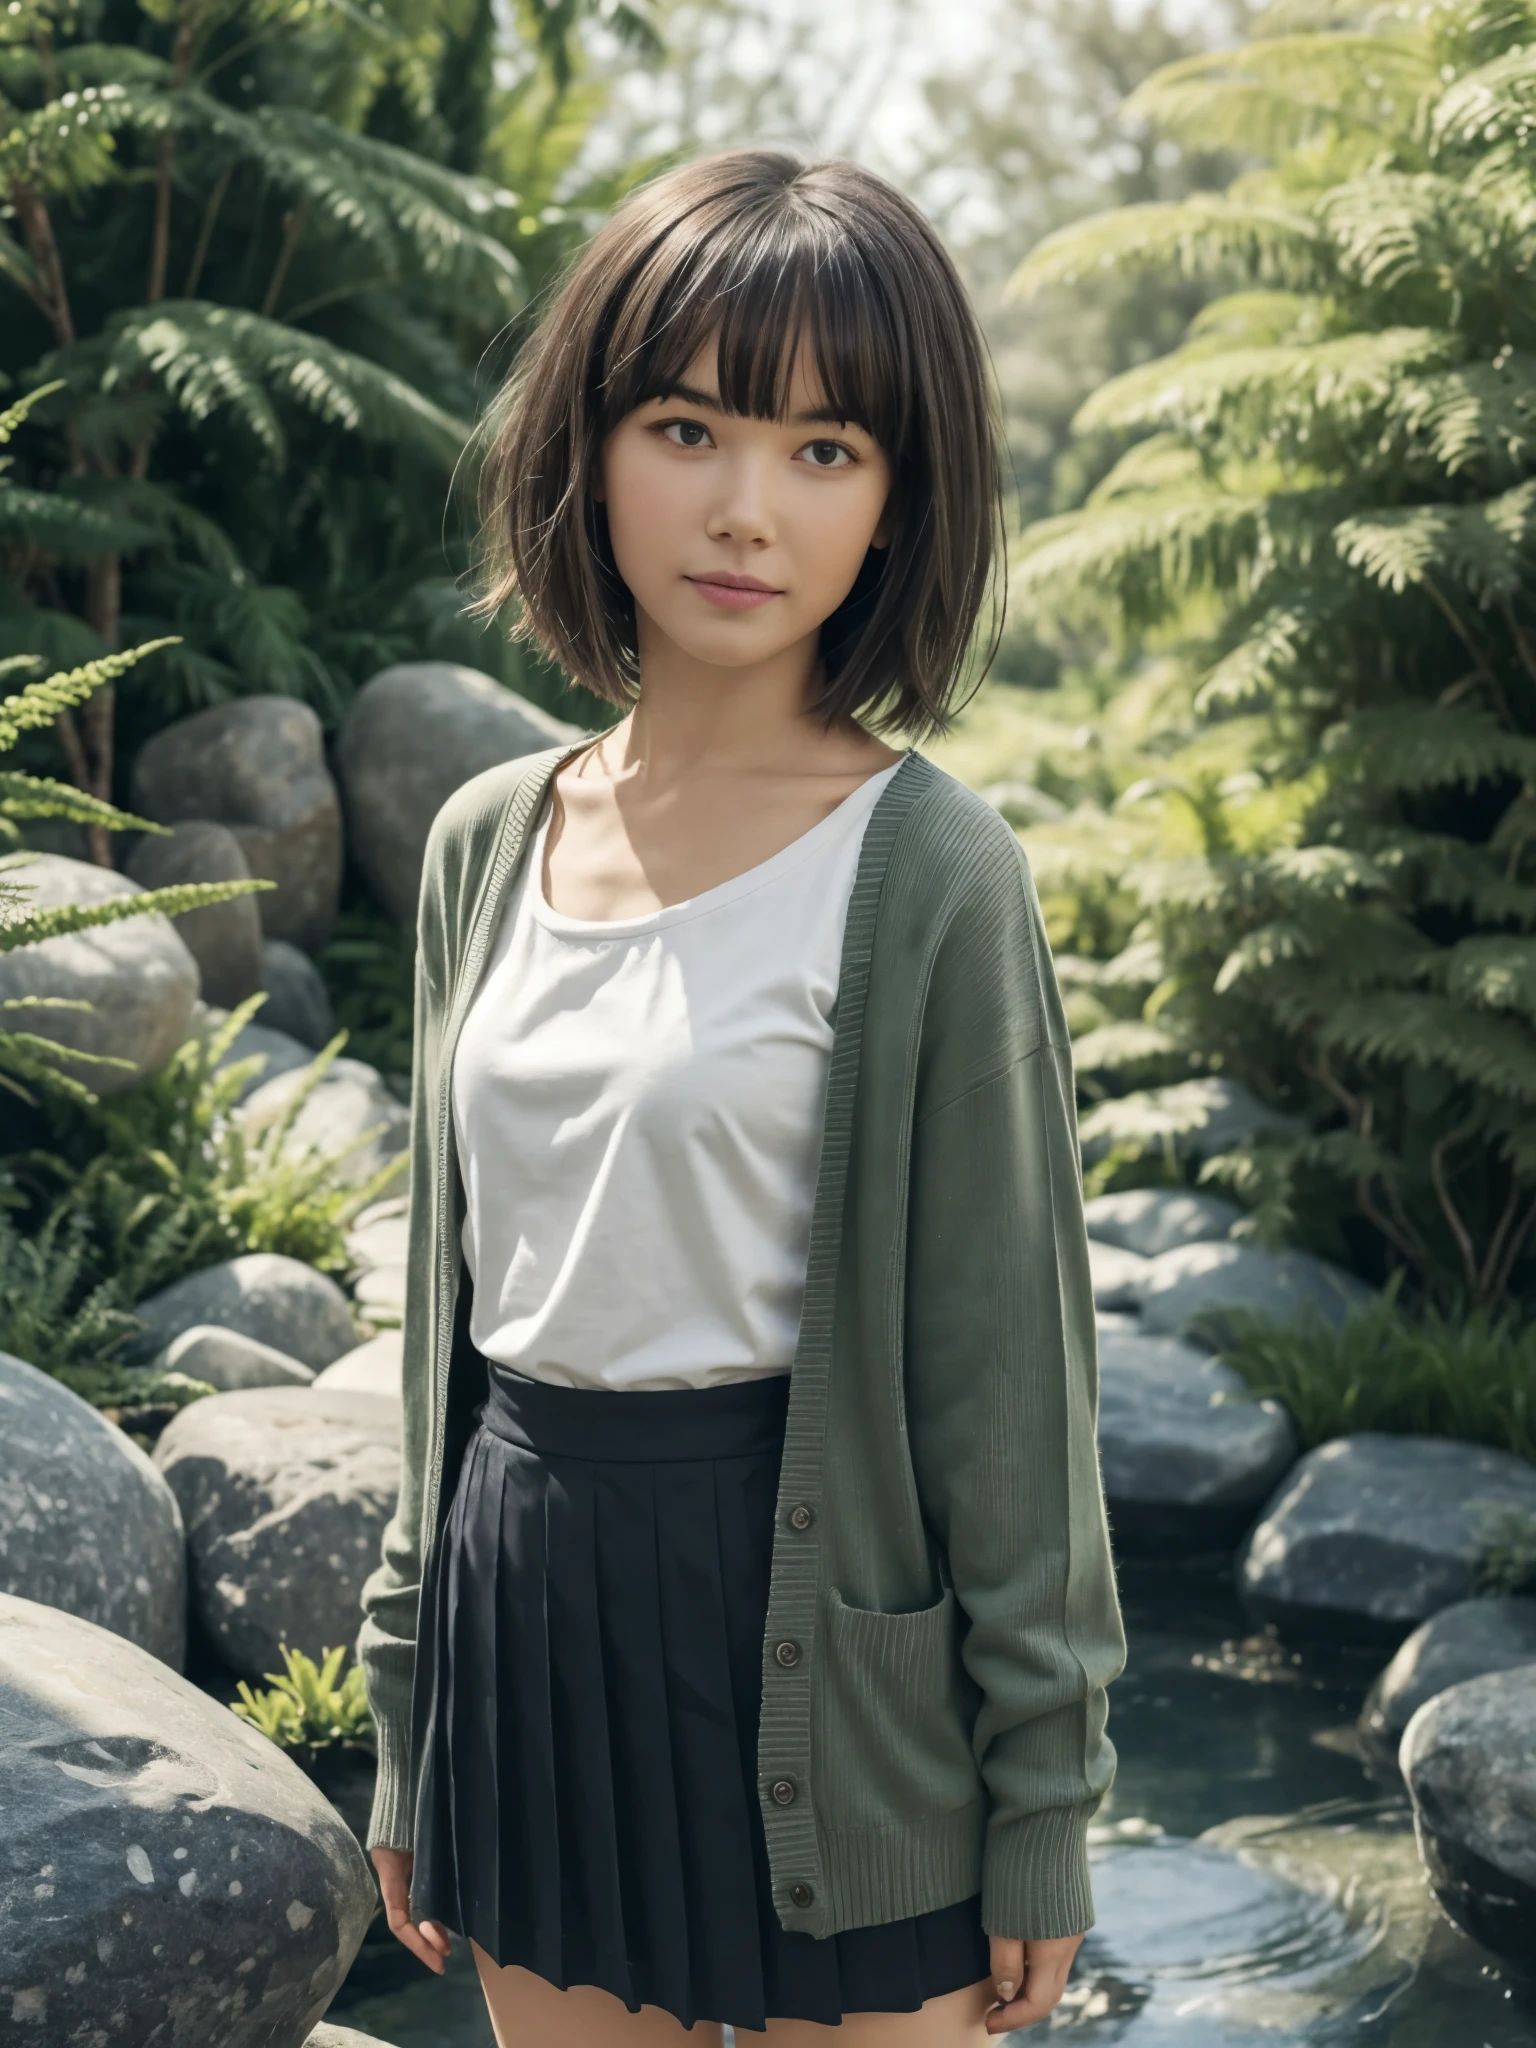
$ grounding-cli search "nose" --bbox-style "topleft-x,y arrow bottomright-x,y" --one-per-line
705,450 -> 775,548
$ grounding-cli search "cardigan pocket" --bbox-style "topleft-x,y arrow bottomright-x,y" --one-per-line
816,1584 -> 985,1829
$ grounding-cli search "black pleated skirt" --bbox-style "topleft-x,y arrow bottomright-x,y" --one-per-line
410,1360 -> 991,2033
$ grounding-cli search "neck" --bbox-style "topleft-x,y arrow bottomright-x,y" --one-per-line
603,613 -> 833,779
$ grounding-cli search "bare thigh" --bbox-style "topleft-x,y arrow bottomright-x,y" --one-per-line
471,1940 -> 725,2047
742,1977 -> 999,2044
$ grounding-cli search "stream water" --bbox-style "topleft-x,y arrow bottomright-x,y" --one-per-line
330,1556 -> 1535,2044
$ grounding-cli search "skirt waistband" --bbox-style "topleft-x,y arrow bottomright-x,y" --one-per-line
478,1359 -> 792,1463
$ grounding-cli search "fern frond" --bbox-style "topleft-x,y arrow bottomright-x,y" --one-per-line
0,773 -> 159,833
0,877 -> 269,953
100,303 -> 470,470
1007,196 -> 1321,302
1124,33 -> 1438,155
1075,327 -> 1459,440
0,641 -> 179,749
1432,40 -> 1536,149
1011,485 -> 1267,621
1317,992 -> 1536,1098
0,485 -> 158,558
1326,703 -> 1536,788
1334,478 -> 1536,602
1391,354 -> 1536,481
1437,935 -> 1536,1018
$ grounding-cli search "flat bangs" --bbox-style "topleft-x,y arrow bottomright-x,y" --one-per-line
597,208 -> 911,457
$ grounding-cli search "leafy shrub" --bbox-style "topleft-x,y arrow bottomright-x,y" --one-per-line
1008,1 -> 1536,1309
0,1207 -> 212,1433
231,1644 -> 375,1762
21,996 -> 407,1304
1213,1285 -> 1536,1462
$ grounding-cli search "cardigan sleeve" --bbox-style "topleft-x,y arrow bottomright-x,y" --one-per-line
355,829 -> 451,1854
902,825 -> 1125,1942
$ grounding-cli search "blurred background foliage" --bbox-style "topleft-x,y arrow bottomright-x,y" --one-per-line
7,0 -> 1534,1331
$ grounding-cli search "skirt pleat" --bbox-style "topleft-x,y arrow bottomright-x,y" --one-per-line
410,1361 -> 991,2033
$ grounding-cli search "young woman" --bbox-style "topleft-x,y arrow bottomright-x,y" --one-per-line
358,150 -> 1125,2045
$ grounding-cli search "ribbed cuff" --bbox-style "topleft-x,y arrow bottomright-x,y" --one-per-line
981,1803 -> 1096,1940
365,1698 -> 417,1852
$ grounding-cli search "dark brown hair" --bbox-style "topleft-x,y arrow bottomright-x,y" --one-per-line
471,149 -> 1004,739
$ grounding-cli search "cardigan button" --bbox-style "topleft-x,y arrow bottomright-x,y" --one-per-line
788,1503 -> 814,1531
770,1778 -> 797,1806
789,1881 -> 815,1908
773,1639 -> 801,1669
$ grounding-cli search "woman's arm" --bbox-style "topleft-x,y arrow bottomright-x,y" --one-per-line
903,824 -> 1125,1944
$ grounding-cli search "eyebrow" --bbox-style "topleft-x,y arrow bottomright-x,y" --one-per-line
645,379 -> 866,432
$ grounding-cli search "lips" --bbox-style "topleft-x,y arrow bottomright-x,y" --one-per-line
686,573 -> 784,611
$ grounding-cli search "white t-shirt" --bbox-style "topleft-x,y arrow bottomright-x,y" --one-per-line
450,761 -> 903,1391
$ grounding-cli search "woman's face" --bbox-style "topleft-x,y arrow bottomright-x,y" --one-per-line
596,336 -> 893,680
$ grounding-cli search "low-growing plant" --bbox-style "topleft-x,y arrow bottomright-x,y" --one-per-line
231,1645 -> 376,1762
1212,1285 -> 1536,1464
1472,1507 -> 1536,1598
23,996 -> 407,1300
0,1206 -> 212,1430
319,902 -> 416,1090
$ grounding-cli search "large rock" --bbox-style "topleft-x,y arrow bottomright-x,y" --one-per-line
335,662 -> 582,923
214,1014 -> 318,1103
306,2028 -> 400,2047
1097,1329 -> 1298,1552
1088,1238 -> 1151,1311
261,938 -> 337,1050
1137,1240 -> 1373,1344
1083,1188 -> 1242,1258
154,1388 -> 400,1680
125,820 -> 264,1008
132,1254 -> 357,1371
1240,1434 -> 1536,1644
238,1058 -> 410,1192
1359,1597 -> 1536,1782
0,1592 -> 373,2043
130,696 -> 343,953
1402,1665 -> 1536,1976
0,853 -> 199,1094
153,1325 -> 316,1393
312,1329 -> 403,1401
0,1353 -> 187,1668
1080,1076 -> 1305,1169
345,1199 -> 409,1273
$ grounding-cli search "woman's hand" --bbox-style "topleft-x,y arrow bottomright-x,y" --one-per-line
370,1846 -> 453,1976
986,1932 -> 1084,2032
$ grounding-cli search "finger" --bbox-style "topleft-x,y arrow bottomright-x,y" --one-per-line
390,1916 -> 448,1974
986,1964 -> 1073,2033
421,1918 -> 454,1956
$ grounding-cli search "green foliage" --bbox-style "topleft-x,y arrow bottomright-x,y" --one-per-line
25,995 -> 406,1302
231,1643 -> 376,1758
0,0 -> 648,813
319,901 -> 416,1086
1212,1285 -> 1536,1461
1005,0 -> 1536,1309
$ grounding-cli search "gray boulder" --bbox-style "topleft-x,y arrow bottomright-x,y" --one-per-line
152,1325 -> 316,1393
238,1058 -> 409,1192
1088,1238 -> 1151,1312
1083,1188 -> 1242,1258
345,1198 -> 409,1273
1359,1597 -> 1536,1783
1240,1434 -> 1536,1644
0,1592 -> 373,2044
125,820 -> 264,1008
335,662 -> 582,923
261,938 -> 337,1050
1137,1240 -> 1373,1345
1097,1329 -> 1298,1552
313,1330 -> 403,1401
0,1353 -> 186,1668
0,853 -> 199,1094
132,1254 -> 357,1371
306,2028 -> 400,2048
154,1387 -> 400,1680
1402,1665 -> 1536,1976
1080,1076 -> 1305,1170
130,696 -> 343,953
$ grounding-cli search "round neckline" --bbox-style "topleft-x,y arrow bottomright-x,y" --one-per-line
528,756 -> 908,938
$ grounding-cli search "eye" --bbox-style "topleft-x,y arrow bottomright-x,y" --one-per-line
659,418 -> 714,449
798,439 -> 855,469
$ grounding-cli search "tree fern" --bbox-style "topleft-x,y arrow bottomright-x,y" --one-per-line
1009,0 -> 1536,1308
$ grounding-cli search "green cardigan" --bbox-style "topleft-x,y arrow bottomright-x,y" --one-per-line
357,741 -> 1125,1944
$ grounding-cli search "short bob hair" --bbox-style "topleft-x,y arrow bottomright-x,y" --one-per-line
472,150 -> 1005,740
